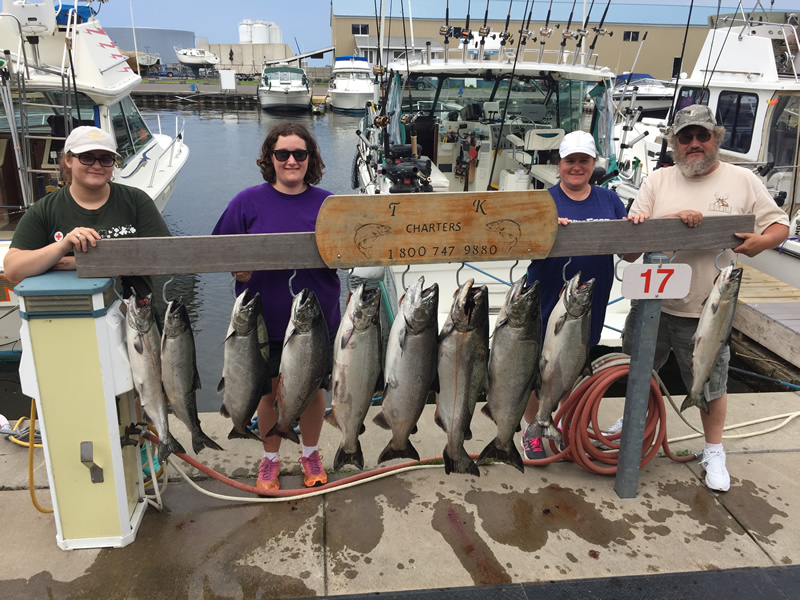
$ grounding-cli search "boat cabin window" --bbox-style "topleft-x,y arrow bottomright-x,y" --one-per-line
675,87 -> 710,111
108,97 -> 153,166
716,91 -> 758,154
765,95 -> 800,207
264,70 -> 307,86
334,71 -> 371,81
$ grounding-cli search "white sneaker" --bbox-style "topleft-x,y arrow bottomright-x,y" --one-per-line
605,416 -> 624,434
700,448 -> 731,492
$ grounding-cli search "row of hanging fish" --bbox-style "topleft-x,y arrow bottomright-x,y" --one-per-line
124,292 -> 223,460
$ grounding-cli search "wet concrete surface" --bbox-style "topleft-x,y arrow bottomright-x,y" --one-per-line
1,392 -> 799,598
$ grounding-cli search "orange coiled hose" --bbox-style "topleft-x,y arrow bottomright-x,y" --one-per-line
524,363 -> 695,473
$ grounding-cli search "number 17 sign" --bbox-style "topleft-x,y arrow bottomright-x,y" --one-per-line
621,263 -> 692,300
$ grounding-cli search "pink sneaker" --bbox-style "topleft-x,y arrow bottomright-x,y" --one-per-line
256,457 -> 280,491
299,451 -> 327,487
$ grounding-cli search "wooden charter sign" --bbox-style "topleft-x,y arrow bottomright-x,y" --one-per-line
315,190 -> 558,268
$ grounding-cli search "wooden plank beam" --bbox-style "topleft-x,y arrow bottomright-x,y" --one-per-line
734,301 -> 800,370
75,214 -> 755,277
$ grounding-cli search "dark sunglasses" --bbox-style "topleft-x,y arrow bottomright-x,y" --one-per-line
76,153 -> 116,167
676,130 -> 712,145
272,149 -> 309,162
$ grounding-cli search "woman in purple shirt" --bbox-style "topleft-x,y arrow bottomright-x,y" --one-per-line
212,122 -> 340,490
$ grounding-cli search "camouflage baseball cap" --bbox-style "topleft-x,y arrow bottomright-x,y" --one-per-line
672,104 -> 717,134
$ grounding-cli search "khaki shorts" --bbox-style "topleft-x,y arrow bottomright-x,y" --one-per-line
621,300 -> 729,403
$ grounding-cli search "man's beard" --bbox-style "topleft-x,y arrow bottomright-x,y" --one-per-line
673,144 -> 719,177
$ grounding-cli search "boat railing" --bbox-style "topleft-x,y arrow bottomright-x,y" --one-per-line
147,115 -> 186,188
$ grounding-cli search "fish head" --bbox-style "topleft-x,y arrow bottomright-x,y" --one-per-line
564,273 -> 594,318
450,278 -> 489,332
349,282 -> 382,330
231,289 -> 262,335
291,288 -> 323,333
504,276 -> 540,327
163,299 -> 191,338
717,265 -> 743,300
124,290 -> 155,333
403,277 -> 439,333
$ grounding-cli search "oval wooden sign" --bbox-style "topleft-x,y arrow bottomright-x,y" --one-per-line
315,190 -> 558,268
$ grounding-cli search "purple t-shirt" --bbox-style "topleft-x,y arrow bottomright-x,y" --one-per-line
211,182 -> 341,341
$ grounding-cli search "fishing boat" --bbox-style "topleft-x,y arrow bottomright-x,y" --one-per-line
609,9 -> 800,285
328,55 -> 375,113
0,0 -> 190,358
351,3 -> 623,337
257,63 -> 312,112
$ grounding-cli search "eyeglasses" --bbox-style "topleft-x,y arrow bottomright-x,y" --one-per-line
76,153 -> 116,167
272,149 -> 309,162
676,130 -> 712,145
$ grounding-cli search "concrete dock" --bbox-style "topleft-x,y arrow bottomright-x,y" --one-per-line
1,389 -> 799,598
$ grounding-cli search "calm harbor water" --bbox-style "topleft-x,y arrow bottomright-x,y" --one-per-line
149,106 -> 362,412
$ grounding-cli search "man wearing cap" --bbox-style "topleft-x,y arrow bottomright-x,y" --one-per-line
4,126 -> 170,297
521,130 -> 630,460
624,104 -> 789,492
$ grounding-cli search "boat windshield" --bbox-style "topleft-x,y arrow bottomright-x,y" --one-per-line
108,96 -> 154,166
265,70 -> 306,84
334,72 -> 371,80
0,90 -> 95,134
400,73 -> 595,132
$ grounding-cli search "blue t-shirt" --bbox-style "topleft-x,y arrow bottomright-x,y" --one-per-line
527,183 -> 627,347
211,182 -> 341,341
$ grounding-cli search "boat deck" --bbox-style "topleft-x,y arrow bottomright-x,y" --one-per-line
734,265 -> 800,374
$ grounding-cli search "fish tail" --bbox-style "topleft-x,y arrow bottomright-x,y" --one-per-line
227,427 -> 263,442
191,430 -> 225,454
265,424 -> 301,444
442,445 -> 480,477
158,432 -> 186,462
680,392 -> 710,414
377,439 -> 420,464
333,441 -> 364,470
478,439 -> 524,473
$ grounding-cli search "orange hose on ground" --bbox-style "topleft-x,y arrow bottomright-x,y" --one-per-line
523,364 -> 695,473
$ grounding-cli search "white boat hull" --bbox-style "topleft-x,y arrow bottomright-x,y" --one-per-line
258,87 -> 311,111
329,90 -> 373,113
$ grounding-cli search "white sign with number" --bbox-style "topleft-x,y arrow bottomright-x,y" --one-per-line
621,263 -> 692,300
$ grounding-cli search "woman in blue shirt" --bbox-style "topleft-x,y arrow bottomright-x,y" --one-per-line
522,130 -> 629,460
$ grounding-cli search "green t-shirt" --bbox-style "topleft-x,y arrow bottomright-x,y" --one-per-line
10,182 -> 171,297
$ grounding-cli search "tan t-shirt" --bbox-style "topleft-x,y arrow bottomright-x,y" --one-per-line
631,161 -> 789,317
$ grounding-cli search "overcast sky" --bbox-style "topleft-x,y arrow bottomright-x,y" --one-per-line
95,0 -> 796,65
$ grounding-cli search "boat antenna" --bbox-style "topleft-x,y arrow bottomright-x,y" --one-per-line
537,0 -> 556,63
571,0 -> 595,66
497,0 -> 515,63
657,0 -> 695,169
478,0 -> 491,64
582,0 -> 613,67
487,0 -> 531,190
702,1 -> 737,92
440,0 -> 452,64
557,0 -> 578,65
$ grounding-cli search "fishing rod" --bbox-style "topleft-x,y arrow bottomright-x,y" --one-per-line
517,0 -> 537,60
461,0 -> 473,62
613,30 -> 647,123
537,0 -> 556,63
571,0 -> 595,66
614,31 -> 649,167
439,0 -> 452,64
657,0 -> 695,169
496,0 -> 514,64
582,0 -> 613,68
487,0 -> 531,190
478,0 -> 490,64
557,0 -> 578,64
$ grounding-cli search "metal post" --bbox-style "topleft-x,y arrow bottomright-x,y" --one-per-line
615,251 -> 667,499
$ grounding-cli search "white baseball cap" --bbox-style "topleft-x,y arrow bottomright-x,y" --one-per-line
559,130 -> 597,159
64,126 -> 120,156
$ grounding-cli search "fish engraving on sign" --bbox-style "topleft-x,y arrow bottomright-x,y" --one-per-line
354,223 -> 392,258
485,219 -> 521,253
